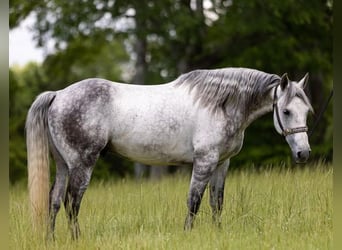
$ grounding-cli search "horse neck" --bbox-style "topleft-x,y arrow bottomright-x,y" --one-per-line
239,87 -> 275,130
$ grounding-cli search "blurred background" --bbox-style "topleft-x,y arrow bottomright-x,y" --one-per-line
9,0 -> 332,183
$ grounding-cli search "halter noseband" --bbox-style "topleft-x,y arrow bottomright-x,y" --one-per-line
273,85 -> 308,137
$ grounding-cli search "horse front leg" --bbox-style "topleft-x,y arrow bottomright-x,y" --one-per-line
184,149 -> 219,230
209,159 -> 229,227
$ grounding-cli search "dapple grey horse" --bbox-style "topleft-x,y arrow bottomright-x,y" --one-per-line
26,67 -> 313,238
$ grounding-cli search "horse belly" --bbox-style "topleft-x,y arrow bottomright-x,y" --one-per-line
109,111 -> 195,165
111,135 -> 194,166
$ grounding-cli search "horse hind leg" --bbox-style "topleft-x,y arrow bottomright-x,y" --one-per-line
63,153 -> 99,240
209,159 -> 229,227
64,168 -> 93,239
48,141 -> 69,240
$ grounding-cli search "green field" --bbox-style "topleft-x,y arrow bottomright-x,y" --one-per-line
10,164 -> 332,250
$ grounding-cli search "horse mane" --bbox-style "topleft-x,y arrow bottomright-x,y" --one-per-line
175,67 -> 281,114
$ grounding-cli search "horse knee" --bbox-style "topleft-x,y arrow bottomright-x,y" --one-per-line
193,150 -> 219,180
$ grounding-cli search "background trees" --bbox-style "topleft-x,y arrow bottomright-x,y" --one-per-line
9,0 -> 333,183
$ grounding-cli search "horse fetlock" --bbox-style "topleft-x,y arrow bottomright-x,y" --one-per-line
70,222 -> 81,240
184,213 -> 195,231
212,213 -> 222,228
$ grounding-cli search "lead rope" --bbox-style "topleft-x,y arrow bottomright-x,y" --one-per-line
308,89 -> 333,138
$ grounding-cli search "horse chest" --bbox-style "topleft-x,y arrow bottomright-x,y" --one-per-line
220,132 -> 244,160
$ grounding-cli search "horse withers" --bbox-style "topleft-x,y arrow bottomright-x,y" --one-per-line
25,67 -> 313,238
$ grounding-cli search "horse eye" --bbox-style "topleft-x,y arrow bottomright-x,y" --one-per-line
283,109 -> 290,115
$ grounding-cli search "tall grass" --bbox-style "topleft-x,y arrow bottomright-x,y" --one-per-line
10,164 -> 332,249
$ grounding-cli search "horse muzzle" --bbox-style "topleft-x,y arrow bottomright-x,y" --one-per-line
294,149 -> 311,163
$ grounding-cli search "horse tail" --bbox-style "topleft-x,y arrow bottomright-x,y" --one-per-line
26,91 -> 56,231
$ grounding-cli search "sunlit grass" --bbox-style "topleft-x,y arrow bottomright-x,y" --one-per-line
10,164 -> 332,249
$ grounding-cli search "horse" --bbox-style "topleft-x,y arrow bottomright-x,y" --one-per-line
26,67 -> 313,239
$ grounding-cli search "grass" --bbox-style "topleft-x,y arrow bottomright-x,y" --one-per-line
10,164 -> 332,250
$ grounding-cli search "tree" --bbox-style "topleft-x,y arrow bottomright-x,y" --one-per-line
9,63 -> 49,183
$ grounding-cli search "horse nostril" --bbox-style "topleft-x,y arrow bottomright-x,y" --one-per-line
297,151 -> 302,159
297,150 -> 310,161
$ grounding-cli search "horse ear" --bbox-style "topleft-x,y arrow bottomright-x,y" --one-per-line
280,73 -> 289,90
298,73 -> 309,89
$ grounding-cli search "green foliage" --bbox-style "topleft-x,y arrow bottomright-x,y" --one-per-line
9,0 -> 332,182
9,0 -> 42,28
42,36 -> 129,89
10,165 -> 332,249
9,64 -> 49,183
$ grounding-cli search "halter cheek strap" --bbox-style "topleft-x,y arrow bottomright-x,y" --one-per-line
273,85 -> 308,137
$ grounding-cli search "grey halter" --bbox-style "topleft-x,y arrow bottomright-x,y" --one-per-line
273,85 -> 308,137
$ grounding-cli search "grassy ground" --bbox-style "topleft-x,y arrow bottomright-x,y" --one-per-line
10,164 -> 332,250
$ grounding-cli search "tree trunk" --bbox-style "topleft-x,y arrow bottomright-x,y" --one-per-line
308,72 -> 326,143
132,13 -> 149,179
149,166 -> 168,180
132,7 -> 169,180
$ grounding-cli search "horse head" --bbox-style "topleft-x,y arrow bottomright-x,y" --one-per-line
273,73 -> 313,163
